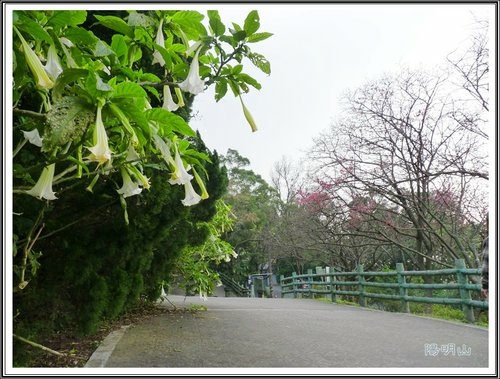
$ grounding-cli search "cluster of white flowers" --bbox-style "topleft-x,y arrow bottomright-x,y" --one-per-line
23,21 -> 210,207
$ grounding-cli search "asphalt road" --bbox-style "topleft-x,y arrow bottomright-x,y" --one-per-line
98,296 -> 489,369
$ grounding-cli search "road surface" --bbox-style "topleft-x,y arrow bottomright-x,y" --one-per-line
87,296 -> 489,370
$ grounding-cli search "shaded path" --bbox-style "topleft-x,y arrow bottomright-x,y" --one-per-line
96,296 -> 488,368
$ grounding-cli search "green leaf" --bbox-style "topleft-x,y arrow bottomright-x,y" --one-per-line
246,32 -> 273,43
96,75 -> 112,91
63,27 -> 98,46
208,10 -> 225,36
111,35 -> 128,63
52,68 -> 89,101
43,96 -> 94,152
248,52 -> 271,75
127,11 -> 154,28
146,108 -> 196,137
230,29 -> 247,42
112,98 -> 150,139
48,11 -> 87,30
232,65 -> 243,75
14,12 -> 53,44
243,11 -> 260,36
94,15 -> 133,37
108,103 -> 137,141
237,73 -> 261,90
215,80 -> 228,102
112,82 -> 147,100
228,80 -> 240,97
171,11 -> 207,39
94,40 -> 115,57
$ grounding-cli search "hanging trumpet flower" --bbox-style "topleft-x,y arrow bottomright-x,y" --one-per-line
192,167 -> 209,200
87,104 -> 112,165
152,18 -> 166,67
25,163 -> 57,200
181,180 -> 202,206
116,167 -> 142,198
239,95 -> 258,132
178,46 -> 205,95
168,145 -> 193,185
14,27 -> 54,90
162,85 -> 179,112
174,87 -> 185,108
22,129 -> 43,147
43,44 -> 63,80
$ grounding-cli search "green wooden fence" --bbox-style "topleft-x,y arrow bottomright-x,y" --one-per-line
280,259 -> 488,323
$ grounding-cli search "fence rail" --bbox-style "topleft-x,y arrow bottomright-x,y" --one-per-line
280,259 -> 488,323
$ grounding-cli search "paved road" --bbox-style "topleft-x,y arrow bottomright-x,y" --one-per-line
98,296 -> 488,368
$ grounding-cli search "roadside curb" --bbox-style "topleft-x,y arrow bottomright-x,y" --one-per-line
84,325 -> 131,367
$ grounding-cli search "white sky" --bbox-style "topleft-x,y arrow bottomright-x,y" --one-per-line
190,3 -> 495,182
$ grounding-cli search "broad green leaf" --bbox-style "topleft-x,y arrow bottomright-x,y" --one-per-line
63,27 -> 98,46
112,82 -> 147,99
208,10 -> 225,36
112,98 -> 150,138
228,80 -> 240,97
43,96 -> 94,152
52,68 -> 89,101
108,103 -> 138,141
232,64 -> 243,75
94,40 -> 115,57
247,32 -> 273,43
237,73 -> 262,90
48,11 -> 87,30
171,11 -> 207,39
14,12 -> 53,44
215,80 -> 228,102
94,15 -> 133,37
127,11 -> 154,27
219,35 -> 235,47
248,52 -> 271,75
243,11 -> 260,36
111,35 -> 128,63
146,108 -> 196,137
96,75 -> 112,91
139,72 -> 162,83
231,30 -> 247,42
184,149 -> 212,166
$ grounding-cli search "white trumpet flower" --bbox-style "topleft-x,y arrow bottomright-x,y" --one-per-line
43,44 -> 63,80
168,147 -> 193,185
22,129 -> 43,147
15,28 -> 54,90
117,167 -> 142,198
162,85 -> 179,112
152,19 -> 165,67
26,163 -> 57,200
87,105 -> 112,165
178,47 -> 205,95
181,180 -> 202,206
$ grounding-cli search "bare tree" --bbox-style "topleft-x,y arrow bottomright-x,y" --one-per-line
310,67 -> 488,271
447,19 -> 489,140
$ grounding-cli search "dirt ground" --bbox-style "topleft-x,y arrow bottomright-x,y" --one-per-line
22,302 -> 180,368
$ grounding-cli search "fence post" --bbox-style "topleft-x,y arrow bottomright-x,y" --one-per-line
306,269 -> 313,298
326,266 -> 336,303
279,275 -> 284,298
292,272 -> 298,299
396,263 -> 410,313
357,265 -> 366,307
455,259 -> 475,323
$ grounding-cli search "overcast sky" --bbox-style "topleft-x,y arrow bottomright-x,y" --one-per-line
190,3 -> 495,183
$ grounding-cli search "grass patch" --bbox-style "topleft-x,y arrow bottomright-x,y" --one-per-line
188,304 -> 207,312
